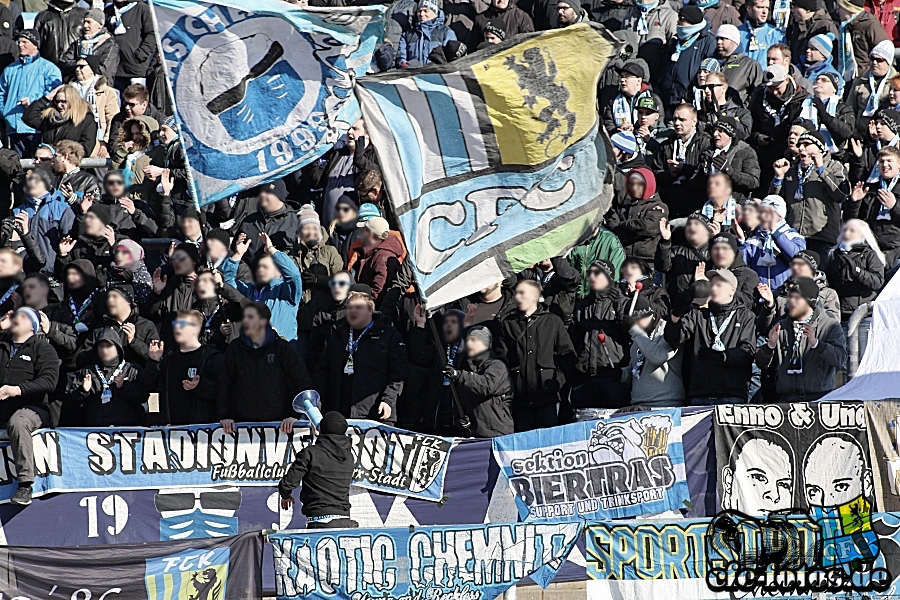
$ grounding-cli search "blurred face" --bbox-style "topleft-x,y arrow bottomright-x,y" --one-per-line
716,37 -> 738,57
346,297 -> 374,328
890,83 -> 900,107
75,60 -> 93,81
83,16 -> 103,36
180,217 -> 201,240
84,212 -> 105,237
626,174 -> 646,199
619,73 -> 641,96
697,70 -> 709,87
791,259 -> 814,278
787,292 -> 811,318
484,31 -> 502,44
25,172 -> 48,197
106,292 -> 129,317
712,128 -> 732,149
242,307 -> 265,337
301,222 -> 321,243
637,108 -> 658,129
588,267 -> 610,292
159,124 -> 176,144
813,75 -> 837,100
256,255 -> 280,285
760,205 -> 780,229
34,147 -> 53,164
842,221 -> 864,242
742,204 -> 760,229
709,277 -> 735,304
258,190 -> 283,213
66,268 -> 84,289
747,0 -> 768,21
707,174 -> 730,202
767,48 -> 788,67
872,55 -> 890,77
348,119 -> 366,145
169,249 -> 196,276
673,108 -> 696,136
685,219 -> 711,246
195,272 -> 217,298
172,316 -> 201,345
711,244 -> 735,268
514,283 -> 540,310
418,7 -> 437,21
360,227 -> 379,248
881,154 -> 900,178
465,335 -> 489,356
443,314 -> 461,342
104,174 -> 126,197
205,238 -> 228,262
336,203 -> 358,224
557,2 -> 577,24
114,247 -> 132,267
16,38 -> 37,57
129,124 -> 143,144
621,262 -> 643,282
123,96 -> 148,117
791,5 -> 813,20
97,339 -> 118,363
53,91 -> 69,113
22,278 -> 48,306
329,273 -> 352,301
798,143 -> 813,166
806,46 -> 825,64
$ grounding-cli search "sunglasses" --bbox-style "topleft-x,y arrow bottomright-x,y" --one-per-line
75,63 -> 89,69
34,156 -> 52,163
336,205 -> 356,213
329,280 -> 351,288
171,252 -> 190,261
106,179 -> 125,186
53,98 -> 68,105
172,319 -> 199,329
124,101 -> 140,108
873,57 -> 888,64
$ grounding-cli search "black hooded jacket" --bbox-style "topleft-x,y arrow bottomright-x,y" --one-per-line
235,204 -> 299,262
452,349 -> 513,438
139,344 -> 224,425
55,232 -> 127,288
655,237 -> 710,314
278,431 -> 353,518
570,285 -> 629,379
104,0 -> 156,78
66,328 -> 145,426
34,0 -> 87,65
76,309 -> 159,368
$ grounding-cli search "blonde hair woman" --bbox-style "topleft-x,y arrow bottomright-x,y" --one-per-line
22,84 -> 98,155
71,56 -> 119,158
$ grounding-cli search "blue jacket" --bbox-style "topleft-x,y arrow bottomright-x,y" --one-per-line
397,10 -> 456,66
13,191 -> 74,274
740,222 -> 807,290
738,22 -> 785,68
659,23 -> 717,107
0,54 -> 62,134
801,59 -> 844,95
222,250 -> 302,342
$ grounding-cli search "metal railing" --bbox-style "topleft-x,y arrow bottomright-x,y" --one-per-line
19,158 -> 112,169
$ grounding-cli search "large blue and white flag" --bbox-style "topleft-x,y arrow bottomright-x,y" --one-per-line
356,24 -> 620,308
150,0 -> 384,206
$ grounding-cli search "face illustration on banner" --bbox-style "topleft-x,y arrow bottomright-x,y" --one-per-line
155,486 -> 242,541
803,433 -> 874,508
721,429 -> 795,515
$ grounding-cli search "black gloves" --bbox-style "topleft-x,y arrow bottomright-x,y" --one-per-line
711,153 -> 727,171
301,271 -> 318,286
442,365 -> 459,380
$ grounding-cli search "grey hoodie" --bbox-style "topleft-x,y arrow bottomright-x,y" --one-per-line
623,319 -> 684,407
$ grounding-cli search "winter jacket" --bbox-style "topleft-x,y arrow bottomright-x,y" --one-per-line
623,3 -> 677,80
451,349 -> 513,438
87,77 -> 119,146
517,256 -> 579,324
105,0 -> 156,78
787,9 -> 838,65
825,243 -> 885,318
569,228 -> 626,300
624,319 -> 684,407
847,68 -> 898,134
701,2 -> 740,31
655,238 -> 710,314
749,82 -> 809,180
697,98 -> 752,143
67,328 -> 145,426
844,182 -> 900,252
217,328 -> 312,422
0,54 -> 62,134
770,157 -> 848,245
60,31 -> 119,80
845,11 -> 890,78
798,97 -> 856,161
756,305 -> 847,401
106,259 -> 152,305
740,222 -> 807,290
758,273 -> 841,329
664,299 -> 756,399
355,235 -> 405,303
292,234 -> 343,332
13,191 -> 74,275
235,205 -> 298,262
659,22 -> 717,106
384,0 -> 419,46
865,0 -> 900,46
722,254 -> 761,310
106,103 -> 166,155
55,231 -> 126,287
58,167 -> 101,201
139,344 -> 224,425
719,52 -> 763,105
223,251 -> 302,342
605,168 -> 669,263
278,433 -> 353,518
308,298 -> 347,376
497,306 -> 576,407
0,334 -> 59,425
77,311 -> 159,368
697,140 -> 761,198
398,11 -> 457,66
654,129 -> 711,217
474,3 -> 533,39
23,96 -> 99,156
738,21 -> 785,68
591,0 -> 633,29
34,0 -> 86,66
315,313 -> 407,422
569,287 -> 629,380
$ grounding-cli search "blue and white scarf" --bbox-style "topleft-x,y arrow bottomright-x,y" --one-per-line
878,174 -> 899,220
795,161 -> 816,200
635,0 -> 659,35
799,96 -> 840,153
757,220 -> 791,266
864,72 -> 889,117
106,1 -> 138,35
838,12 -> 861,83
701,195 -> 736,225
612,93 -> 636,129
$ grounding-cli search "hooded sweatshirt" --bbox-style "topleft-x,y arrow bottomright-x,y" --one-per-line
605,167 -> 669,263
278,421 -> 353,518
398,10 -> 457,66
355,235 -> 405,302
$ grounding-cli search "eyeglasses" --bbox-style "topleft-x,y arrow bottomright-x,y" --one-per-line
329,280 -> 351,288
106,179 -> 125,186
172,319 -> 199,329
53,98 -> 68,105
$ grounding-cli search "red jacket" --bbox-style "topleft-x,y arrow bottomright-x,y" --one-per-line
865,0 -> 900,46
355,235 -> 406,300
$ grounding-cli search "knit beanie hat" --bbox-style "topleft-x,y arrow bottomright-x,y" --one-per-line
700,57 -> 722,73
319,411 -> 348,435
876,108 -> 900,135
85,8 -> 105,25
466,325 -> 492,349
206,228 -> 230,248
87,204 -> 113,227
483,20 -> 506,40
590,259 -> 616,283
791,276 -> 819,307
84,54 -> 103,76
798,130 -> 828,154
712,115 -> 738,139
162,115 -> 177,131
298,204 -> 321,228
711,231 -> 739,254
417,0 -> 439,13
558,0 -> 581,12
115,239 -> 144,262
807,32 -> 835,58
870,39 -> 894,63
357,202 -> 381,223
14,307 -> 40,335
761,194 -> 787,220
107,284 -> 135,306
793,249 -> 820,272
678,4 -> 704,24
610,130 -> 638,155
174,242 -> 201,266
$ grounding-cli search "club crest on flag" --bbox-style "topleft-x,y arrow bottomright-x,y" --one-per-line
144,546 -> 230,600
356,24 -> 621,308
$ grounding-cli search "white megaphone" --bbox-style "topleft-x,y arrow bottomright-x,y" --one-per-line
292,390 -> 323,429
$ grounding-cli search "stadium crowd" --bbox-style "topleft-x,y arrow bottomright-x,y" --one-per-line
0,0 -> 894,506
